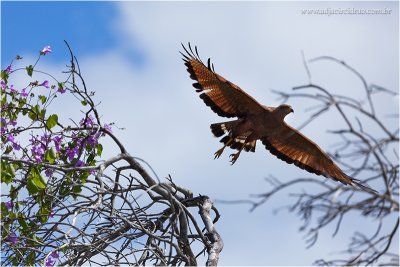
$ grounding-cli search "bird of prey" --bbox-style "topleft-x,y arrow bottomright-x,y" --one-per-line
181,43 -> 376,193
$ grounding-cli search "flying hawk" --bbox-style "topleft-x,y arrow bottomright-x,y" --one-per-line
181,43 -> 376,193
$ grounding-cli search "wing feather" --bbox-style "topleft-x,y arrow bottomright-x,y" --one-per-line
181,43 -> 266,118
262,124 -> 354,185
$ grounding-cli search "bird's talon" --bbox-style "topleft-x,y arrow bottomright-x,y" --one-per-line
214,148 -> 225,159
229,153 -> 239,164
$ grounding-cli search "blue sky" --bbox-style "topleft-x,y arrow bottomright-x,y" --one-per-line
1,1 -> 144,67
1,1 -> 399,265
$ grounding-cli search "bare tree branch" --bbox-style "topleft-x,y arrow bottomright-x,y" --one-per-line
255,56 -> 399,265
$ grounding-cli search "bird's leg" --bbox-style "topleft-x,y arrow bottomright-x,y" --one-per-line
214,138 -> 233,159
229,143 -> 246,165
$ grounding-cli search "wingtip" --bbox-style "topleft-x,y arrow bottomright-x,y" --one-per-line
180,42 -> 200,61
351,179 -> 378,195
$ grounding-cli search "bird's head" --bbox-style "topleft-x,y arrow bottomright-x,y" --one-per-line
274,104 -> 294,120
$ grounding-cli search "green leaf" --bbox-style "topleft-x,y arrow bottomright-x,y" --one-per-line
40,108 -> 46,120
26,251 -> 36,265
27,178 -> 39,195
45,148 -> 56,164
1,94 -> 6,107
96,144 -> 103,156
26,65 -> 34,77
72,185 -> 82,199
19,98 -> 27,108
32,173 -> 46,189
59,183 -> 70,196
39,95 -> 47,105
28,111 -> 36,120
86,153 -> 95,164
79,171 -> 89,183
4,145 -> 12,154
38,206 -> 50,223
1,70 -> 9,81
18,213 -> 28,230
9,112 -> 18,123
1,203 -> 9,218
9,164 -> 16,176
50,146 -> 57,159
1,162 -> 14,184
28,104 -> 41,121
33,104 -> 40,113
29,168 -> 46,190
81,100 -> 87,106
10,185 -> 18,200
46,114 -> 58,130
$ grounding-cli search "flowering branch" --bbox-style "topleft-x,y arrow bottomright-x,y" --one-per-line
1,44 -> 223,266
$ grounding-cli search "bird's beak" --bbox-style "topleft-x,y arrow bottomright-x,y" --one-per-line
290,108 -> 294,113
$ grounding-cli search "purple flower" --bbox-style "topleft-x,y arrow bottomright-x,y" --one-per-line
6,134 -> 20,150
9,85 -> 17,94
29,134 -> 35,144
12,142 -> 20,151
6,134 -> 14,143
45,251 -> 60,266
10,120 -> 17,126
49,210 -> 55,219
4,65 -> 12,73
41,46 -> 52,55
34,155 -> 43,163
45,256 -> 56,267
57,85 -> 66,94
53,136 -> 62,153
75,159 -> 85,167
31,145 -> 45,163
104,123 -> 112,133
87,134 -> 99,146
41,133 -> 51,144
45,168 -> 54,177
20,88 -> 29,98
40,80 -> 50,89
4,201 -> 12,210
6,233 -> 18,245
1,79 -> 6,89
66,148 -> 76,161
80,115 -> 94,128
1,119 -> 7,134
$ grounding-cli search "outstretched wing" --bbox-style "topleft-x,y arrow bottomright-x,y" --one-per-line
262,123 -> 373,191
181,43 -> 266,118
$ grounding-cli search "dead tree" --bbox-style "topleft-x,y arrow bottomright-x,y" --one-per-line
251,56 -> 399,266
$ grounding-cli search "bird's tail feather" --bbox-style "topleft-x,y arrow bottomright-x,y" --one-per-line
210,120 -> 239,137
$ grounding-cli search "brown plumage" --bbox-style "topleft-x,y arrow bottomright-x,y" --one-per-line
181,43 -> 377,194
